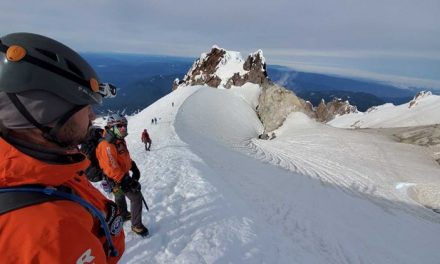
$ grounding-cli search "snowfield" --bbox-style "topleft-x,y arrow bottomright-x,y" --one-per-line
111,85 -> 440,263
329,92 -> 440,128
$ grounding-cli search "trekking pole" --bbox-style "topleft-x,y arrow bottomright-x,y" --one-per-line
140,192 -> 149,211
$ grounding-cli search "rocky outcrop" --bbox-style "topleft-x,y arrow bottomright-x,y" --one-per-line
174,46 -> 269,89
316,98 -> 358,122
257,83 -> 316,133
174,46 -> 358,134
238,50 -> 268,86
172,78 -> 183,91
409,91 -> 432,108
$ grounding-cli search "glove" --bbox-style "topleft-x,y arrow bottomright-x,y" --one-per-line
120,175 -> 141,193
131,161 -> 140,181
101,180 -> 113,194
130,180 -> 141,192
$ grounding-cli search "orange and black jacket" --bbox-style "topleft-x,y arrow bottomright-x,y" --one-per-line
96,133 -> 132,183
0,137 -> 125,264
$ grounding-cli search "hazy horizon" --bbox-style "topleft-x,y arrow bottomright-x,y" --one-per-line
82,50 -> 440,90
2,0 -> 439,88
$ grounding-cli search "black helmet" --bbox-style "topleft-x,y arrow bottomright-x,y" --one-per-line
0,32 -> 102,105
0,33 -> 104,146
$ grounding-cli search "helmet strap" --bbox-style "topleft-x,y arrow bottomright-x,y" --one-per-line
109,125 -> 127,139
6,93 -> 86,147
48,104 -> 86,142
111,126 -> 122,139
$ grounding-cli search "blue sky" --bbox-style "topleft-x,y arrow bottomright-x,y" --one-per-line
1,0 -> 439,88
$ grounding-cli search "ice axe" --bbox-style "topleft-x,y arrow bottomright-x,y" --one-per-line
140,192 -> 149,212
131,178 -> 149,211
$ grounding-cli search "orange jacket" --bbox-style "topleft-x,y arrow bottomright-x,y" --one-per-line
96,137 -> 132,183
0,138 -> 125,264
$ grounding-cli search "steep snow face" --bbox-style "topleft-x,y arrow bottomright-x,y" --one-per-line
329,93 -> 440,128
409,90 -> 433,108
111,84 -> 440,264
175,87 -> 264,146
229,83 -> 261,110
215,50 -> 247,87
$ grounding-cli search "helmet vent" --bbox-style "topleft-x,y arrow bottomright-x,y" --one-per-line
35,48 -> 58,62
65,59 -> 85,78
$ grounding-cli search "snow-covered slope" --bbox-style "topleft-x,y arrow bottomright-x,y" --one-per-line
114,85 -> 440,263
329,92 -> 440,128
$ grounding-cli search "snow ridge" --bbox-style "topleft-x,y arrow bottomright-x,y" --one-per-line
115,85 -> 440,264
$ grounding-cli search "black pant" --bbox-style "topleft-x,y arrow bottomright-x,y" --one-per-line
114,190 -> 143,227
144,142 -> 151,151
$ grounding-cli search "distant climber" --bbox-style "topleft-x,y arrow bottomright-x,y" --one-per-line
141,129 -> 152,151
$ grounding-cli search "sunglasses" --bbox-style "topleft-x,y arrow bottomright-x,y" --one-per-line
116,124 -> 127,128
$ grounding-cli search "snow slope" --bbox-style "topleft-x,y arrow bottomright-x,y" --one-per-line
115,85 -> 440,263
329,93 -> 440,128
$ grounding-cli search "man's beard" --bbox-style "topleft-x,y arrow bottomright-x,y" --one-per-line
57,121 -> 91,148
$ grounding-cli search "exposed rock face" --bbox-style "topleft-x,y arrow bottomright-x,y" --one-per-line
316,98 -> 358,122
238,51 -> 268,87
174,46 -> 269,89
257,83 -> 316,133
172,78 -> 184,91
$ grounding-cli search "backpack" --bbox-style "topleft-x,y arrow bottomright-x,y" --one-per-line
0,185 -> 120,257
80,127 -> 106,182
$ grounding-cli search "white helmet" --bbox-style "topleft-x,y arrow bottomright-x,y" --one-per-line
106,113 -> 127,127
106,113 -> 128,139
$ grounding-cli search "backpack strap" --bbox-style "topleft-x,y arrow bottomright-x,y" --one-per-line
0,186 -> 119,257
103,131 -> 116,144
0,190 -> 63,214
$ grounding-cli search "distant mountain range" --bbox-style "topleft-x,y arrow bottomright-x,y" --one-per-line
266,66 -> 429,106
82,53 -> 438,114
82,53 -> 192,114
104,74 -> 181,114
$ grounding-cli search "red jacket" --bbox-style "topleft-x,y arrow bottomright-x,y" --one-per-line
0,138 -> 125,264
141,131 -> 151,143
